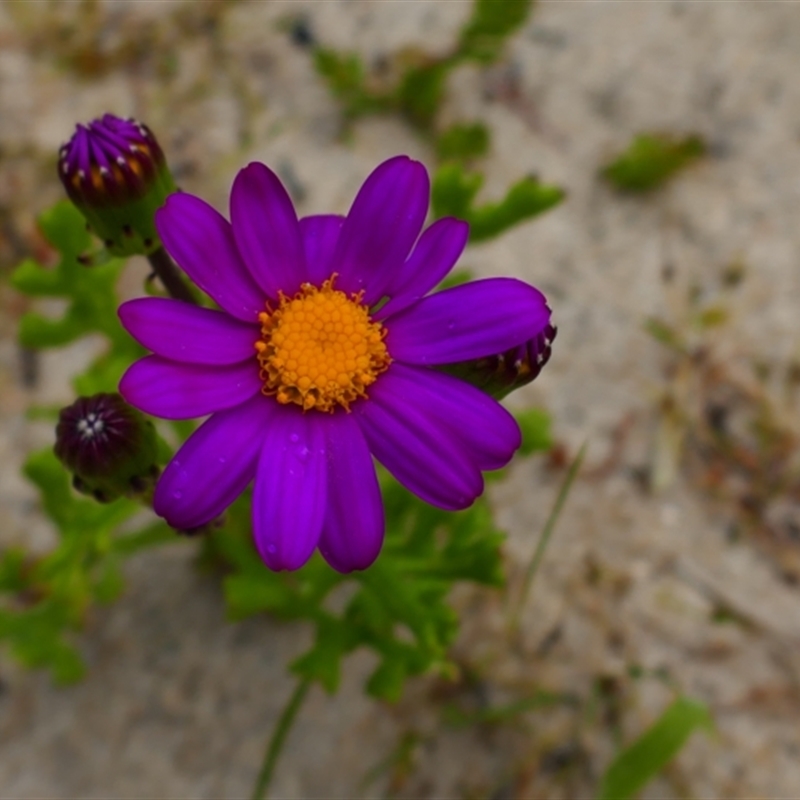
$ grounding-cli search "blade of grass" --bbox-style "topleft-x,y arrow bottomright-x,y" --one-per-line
251,678 -> 311,800
596,696 -> 713,800
510,442 -> 587,630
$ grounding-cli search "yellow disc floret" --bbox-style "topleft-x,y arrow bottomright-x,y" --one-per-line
255,277 -> 391,412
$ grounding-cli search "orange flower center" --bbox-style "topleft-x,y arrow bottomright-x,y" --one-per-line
255,277 -> 391,413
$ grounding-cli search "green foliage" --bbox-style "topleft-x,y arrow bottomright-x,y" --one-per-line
432,163 -> 564,242
515,407 -> 553,455
436,122 -> 491,162
308,0 -> 562,244
312,0 -> 534,134
312,49 -> 392,123
11,201 -> 143,394
2,200 -> 176,681
602,133 -> 706,193
218,472 -> 506,702
0,448 -> 173,682
596,697 -> 713,800
458,0 -> 534,64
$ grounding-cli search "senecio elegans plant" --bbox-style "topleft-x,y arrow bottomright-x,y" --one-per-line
58,114 -> 554,572
6,112 -> 556,789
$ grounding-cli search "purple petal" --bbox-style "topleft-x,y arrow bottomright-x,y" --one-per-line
330,156 -> 429,304
377,218 -> 469,320
318,412 -> 384,573
119,355 -> 262,420
230,162 -> 306,299
299,215 -> 345,285
155,193 -> 264,322
153,394 -> 275,530
252,406 -> 327,571
379,364 -> 521,471
119,298 -> 259,365
386,278 -> 551,365
355,367 -> 483,510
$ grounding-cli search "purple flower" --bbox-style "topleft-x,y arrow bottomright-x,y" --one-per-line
118,156 -> 551,572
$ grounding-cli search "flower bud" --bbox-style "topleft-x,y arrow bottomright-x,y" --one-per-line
54,393 -> 159,503
439,323 -> 557,400
58,114 -> 177,258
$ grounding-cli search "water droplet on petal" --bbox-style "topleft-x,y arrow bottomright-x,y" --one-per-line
217,457 -> 227,465
289,433 -> 299,443
172,490 -> 183,500
267,544 -> 277,554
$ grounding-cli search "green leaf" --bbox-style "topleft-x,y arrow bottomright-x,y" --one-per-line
0,549 -> 29,593
432,163 -> 484,219
596,697 -> 713,800
290,616 -> 354,693
395,61 -> 450,130
515,408 -> 552,455
432,164 -> 564,242
224,573 -> 303,621
12,201 -> 141,389
458,0 -> 534,64
435,122 -> 490,162
467,174 -> 564,242
313,48 -> 390,121
602,133 -> 706,193
366,658 -> 407,703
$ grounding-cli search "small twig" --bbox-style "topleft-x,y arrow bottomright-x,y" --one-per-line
146,245 -> 197,305
251,678 -> 311,800
510,442 -> 587,631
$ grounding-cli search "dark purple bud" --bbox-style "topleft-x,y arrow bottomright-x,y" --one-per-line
54,393 -> 159,501
439,323 -> 557,399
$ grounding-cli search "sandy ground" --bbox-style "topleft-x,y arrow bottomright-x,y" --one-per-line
1,1 -> 800,797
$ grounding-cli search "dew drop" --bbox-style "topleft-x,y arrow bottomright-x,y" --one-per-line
217,457 -> 227,465
172,490 -> 183,500
267,544 -> 277,554
289,433 -> 299,443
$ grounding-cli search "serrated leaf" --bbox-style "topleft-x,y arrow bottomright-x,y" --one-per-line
12,201 -> 137,381
596,697 -> 713,800
432,165 -> 564,242
290,616 -> 353,693
468,174 -> 564,242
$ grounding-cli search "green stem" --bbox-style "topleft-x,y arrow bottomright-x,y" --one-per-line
510,442 -> 587,631
146,246 -> 198,305
251,678 -> 311,800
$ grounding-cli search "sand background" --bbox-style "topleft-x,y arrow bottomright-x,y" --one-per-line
1,1 -> 800,797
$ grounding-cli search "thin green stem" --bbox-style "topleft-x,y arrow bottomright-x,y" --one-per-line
251,678 -> 311,800
146,245 -> 198,305
510,442 -> 587,631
